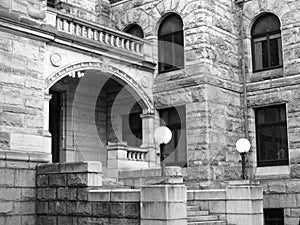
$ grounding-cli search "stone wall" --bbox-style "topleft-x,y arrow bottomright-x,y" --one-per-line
261,179 -> 300,225
0,0 -> 46,23
36,161 -> 141,225
0,160 -> 37,225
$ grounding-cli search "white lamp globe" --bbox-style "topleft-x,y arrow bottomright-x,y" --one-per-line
236,138 -> 251,153
154,126 -> 172,145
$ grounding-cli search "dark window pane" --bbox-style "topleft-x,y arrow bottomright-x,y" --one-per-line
270,38 -> 279,66
264,208 -> 284,225
251,13 -> 282,72
255,105 -> 288,167
158,14 -> 184,73
251,13 -> 280,36
124,24 -> 144,38
262,40 -> 269,68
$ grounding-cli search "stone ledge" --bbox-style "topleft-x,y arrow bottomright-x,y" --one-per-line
0,150 -> 51,163
37,161 -> 102,175
88,189 -> 140,202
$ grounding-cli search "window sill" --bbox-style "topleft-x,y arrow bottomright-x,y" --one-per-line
251,67 -> 283,82
255,165 -> 290,179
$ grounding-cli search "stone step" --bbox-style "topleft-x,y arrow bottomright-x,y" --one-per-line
188,215 -> 219,222
188,210 -> 209,216
188,220 -> 227,225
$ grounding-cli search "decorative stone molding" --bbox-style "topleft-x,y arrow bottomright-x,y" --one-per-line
45,61 -> 154,111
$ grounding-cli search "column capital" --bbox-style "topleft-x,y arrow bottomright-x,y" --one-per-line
140,112 -> 155,119
44,93 -> 52,101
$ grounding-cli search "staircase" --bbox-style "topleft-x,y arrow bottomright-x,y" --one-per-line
187,205 -> 227,225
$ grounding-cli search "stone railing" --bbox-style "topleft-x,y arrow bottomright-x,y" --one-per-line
46,9 -> 145,56
106,142 -> 149,179
127,147 -> 147,161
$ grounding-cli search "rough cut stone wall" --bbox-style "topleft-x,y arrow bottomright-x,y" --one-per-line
110,0 -> 243,184
0,161 -> 37,225
0,0 -> 46,23
261,180 -> 300,225
36,162 -> 140,225
0,6 -> 47,223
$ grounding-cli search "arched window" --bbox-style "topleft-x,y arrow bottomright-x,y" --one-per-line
158,14 -> 184,73
251,13 -> 282,72
124,24 -> 144,38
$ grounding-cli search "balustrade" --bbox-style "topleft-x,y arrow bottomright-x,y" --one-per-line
53,13 -> 144,55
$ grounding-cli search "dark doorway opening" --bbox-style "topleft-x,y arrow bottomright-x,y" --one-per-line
49,90 -> 61,163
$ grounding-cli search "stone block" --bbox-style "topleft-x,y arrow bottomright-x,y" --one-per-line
21,188 -> 36,201
193,190 -> 226,200
226,186 -> 263,200
5,215 -> 22,225
141,219 -> 187,225
290,208 -> 300,217
66,202 -> 92,215
37,215 -> 57,225
226,199 -> 263,214
124,202 -> 140,218
37,163 -> 59,175
286,182 -> 300,193
141,202 -> 187,220
77,217 -> 108,225
141,185 -> 187,202
15,169 -> 36,187
67,173 -> 102,187
49,201 -> 67,215
37,188 -> 56,200
49,174 -> 67,187
21,215 -> 36,225
88,190 -> 110,201
285,217 -> 300,225
13,201 -> 36,215
110,218 -> 140,225
36,175 -> 49,187
226,213 -> 263,225
0,187 -> 21,201
57,187 -> 77,201
77,187 -> 90,201
36,201 -> 48,214
0,202 -> 13,214
208,200 -> 226,214
0,168 -> 15,186
59,161 -> 102,173
110,189 -> 140,202
57,216 -> 77,225
92,202 -> 110,217
278,194 -> 297,208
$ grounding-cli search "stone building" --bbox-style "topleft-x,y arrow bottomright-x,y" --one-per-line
0,0 -> 300,224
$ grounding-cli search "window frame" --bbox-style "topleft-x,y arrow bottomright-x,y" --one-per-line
158,14 -> 184,74
255,104 -> 289,167
251,14 -> 283,73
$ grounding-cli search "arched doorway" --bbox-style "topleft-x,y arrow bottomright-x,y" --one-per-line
45,64 -> 154,175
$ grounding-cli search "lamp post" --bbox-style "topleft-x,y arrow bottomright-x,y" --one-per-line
154,126 -> 172,177
235,138 -> 251,179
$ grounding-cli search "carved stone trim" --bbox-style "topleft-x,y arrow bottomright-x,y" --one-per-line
45,61 -> 153,110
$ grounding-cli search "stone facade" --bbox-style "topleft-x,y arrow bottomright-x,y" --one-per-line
0,0 -> 300,224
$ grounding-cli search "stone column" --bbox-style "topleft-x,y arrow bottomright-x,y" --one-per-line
225,180 -> 263,225
140,169 -> 187,225
43,94 -> 52,157
140,110 -> 156,167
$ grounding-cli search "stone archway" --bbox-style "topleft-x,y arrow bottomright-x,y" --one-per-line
45,61 -> 153,111
43,61 -> 156,173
